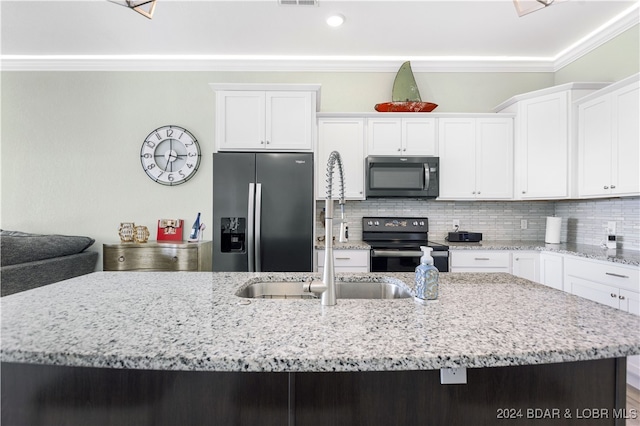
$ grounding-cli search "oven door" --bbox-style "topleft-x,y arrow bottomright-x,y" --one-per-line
370,249 -> 449,273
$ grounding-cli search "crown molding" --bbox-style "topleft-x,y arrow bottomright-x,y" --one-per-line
1,6 -> 637,73
553,4 -> 639,71
0,57 -> 556,72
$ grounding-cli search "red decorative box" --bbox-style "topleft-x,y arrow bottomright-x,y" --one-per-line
157,219 -> 183,241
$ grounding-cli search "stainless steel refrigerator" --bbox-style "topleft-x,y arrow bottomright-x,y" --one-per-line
212,152 -> 314,272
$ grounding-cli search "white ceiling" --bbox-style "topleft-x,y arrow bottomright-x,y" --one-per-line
1,0 -> 638,71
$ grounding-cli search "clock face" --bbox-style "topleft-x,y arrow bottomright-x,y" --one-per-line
140,125 -> 201,186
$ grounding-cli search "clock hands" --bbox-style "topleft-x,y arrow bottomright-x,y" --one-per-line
141,126 -> 201,186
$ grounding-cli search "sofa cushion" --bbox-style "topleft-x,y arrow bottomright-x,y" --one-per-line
0,230 -> 95,267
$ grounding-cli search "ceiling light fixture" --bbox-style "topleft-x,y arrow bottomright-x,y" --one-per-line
122,0 -> 157,19
513,0 -> 566,17
326,14 -> 345,27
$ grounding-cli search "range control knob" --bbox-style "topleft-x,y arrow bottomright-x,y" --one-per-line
374,221 -> 380,226
419,221 -> 425,226
412,221 -> 419,226
367,221 -> 373,226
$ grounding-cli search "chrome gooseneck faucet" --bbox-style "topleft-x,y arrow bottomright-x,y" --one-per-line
304,151 -> 347,306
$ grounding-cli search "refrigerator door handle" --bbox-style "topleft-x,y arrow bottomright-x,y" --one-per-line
247,183 -> 255,272
255,183 -> 263,272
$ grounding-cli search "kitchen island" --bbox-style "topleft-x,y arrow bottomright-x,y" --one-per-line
2,271 -> 639,425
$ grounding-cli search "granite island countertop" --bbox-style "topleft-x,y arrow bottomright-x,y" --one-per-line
2,271 -> 639,373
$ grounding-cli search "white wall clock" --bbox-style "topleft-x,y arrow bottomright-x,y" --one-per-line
140,125 -> 201,186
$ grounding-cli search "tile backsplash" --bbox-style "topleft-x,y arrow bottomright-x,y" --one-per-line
316,196 -> 640,250
555,197 -> 639,250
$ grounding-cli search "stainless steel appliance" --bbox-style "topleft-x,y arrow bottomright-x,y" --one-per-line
362,217 -> 449,272
365,156 -> 439,198
212,152 -> 314,272
447,231 -> 483,242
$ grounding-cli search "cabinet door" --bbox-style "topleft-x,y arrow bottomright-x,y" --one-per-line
611,80 -> 640,196
402,118 -> 437,155
438,119 -> 476,199
367,119 -> 402,155
512,252 -> 539,283
266,91 -> 313,151
578,96 -> 612,197
217,91 -> 266,150
476,118 -> 513,199
518,92 -> 569,199
539,253 -> 563,291
619,288 -> 640,315
317,118 -> 365,200
566,276 -> 620,309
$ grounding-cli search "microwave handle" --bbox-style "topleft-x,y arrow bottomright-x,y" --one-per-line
423,164 -> 430,190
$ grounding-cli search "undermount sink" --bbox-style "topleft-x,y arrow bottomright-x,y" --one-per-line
236,278 -> 412,300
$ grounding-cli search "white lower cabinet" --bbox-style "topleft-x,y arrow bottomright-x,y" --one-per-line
564,256 -> 639,312
564,255 -> 640,389
316,249 -> 369,274
539,252 -> 564,291
511,251 -> 539,282
450,251 -> 510,273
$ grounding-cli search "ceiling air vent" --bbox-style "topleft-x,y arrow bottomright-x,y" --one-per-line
279,0 -> 318,6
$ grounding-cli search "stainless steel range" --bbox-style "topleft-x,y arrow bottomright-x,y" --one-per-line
362,217 -> 449,273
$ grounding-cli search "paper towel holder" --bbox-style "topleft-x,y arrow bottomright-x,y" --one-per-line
545,216 -> 562,244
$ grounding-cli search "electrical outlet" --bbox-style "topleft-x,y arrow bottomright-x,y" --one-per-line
452,219 -> 460,229
521,219 -> 528,230
607,221 -> 616,235
440,367 -> 467,384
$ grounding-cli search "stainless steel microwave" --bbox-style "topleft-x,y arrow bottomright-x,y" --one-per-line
365,156 -> 439,198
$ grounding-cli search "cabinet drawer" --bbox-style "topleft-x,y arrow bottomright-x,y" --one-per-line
565,256 -> 639,293
450,251 -> 510,268
317,250 -> 369,268
318,265 -> 369,274
104,246 -> 198,271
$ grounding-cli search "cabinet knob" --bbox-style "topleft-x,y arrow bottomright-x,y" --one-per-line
402,148 -> 407,151
260,141 -> 265,144
472,191 -> 476,194
477,191 -> 481,195
172,256 -> 179,262
611,185 -> 616,189
619,295 -> 626,300
604,186 -> 609,189
522,191 -> 526,194
397,148 -> 401,152
266,141 -> 270,145
118,256 -> 125,262
610,293 -> 617,298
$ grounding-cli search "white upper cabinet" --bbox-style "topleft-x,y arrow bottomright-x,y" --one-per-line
211,84 -> 320,152
577,74 -> 639,198
517,91 -> 569,199
367,117 -> 436,156
438,117 -> 513,200
316,117 -> 365,200
494,82 -> 608,200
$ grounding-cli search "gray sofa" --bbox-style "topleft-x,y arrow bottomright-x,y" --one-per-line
1,230 -> 98,296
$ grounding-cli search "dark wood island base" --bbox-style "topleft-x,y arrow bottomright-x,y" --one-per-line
1,358 -> 628,426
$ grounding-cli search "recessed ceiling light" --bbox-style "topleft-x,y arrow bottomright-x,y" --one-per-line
326,14 -> 345,27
